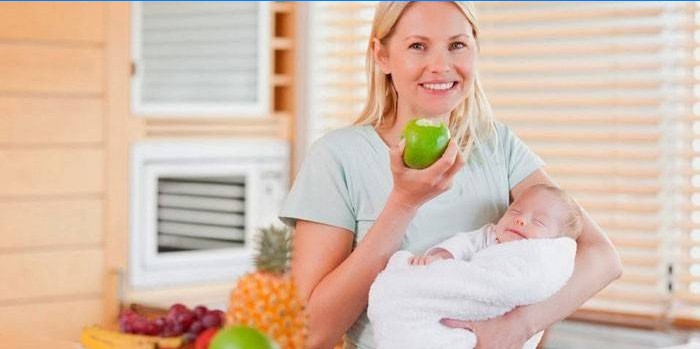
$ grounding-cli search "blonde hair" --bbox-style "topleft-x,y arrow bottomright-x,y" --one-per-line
527,184 -> 584,240
354,1 -> 496,159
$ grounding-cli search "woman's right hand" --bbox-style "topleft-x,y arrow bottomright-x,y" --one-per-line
388,138 -> 465,209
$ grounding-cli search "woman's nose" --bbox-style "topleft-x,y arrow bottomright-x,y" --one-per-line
427,51 -> 450,73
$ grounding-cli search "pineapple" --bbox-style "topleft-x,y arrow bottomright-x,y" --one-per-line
228,225 -> 306,349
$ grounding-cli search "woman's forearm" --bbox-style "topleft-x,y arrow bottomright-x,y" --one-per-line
306,195 -> 417,348
516,234 -> 623,337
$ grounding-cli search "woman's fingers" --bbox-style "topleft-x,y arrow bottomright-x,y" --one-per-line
428,139 -> 459,176
441,146 -> 465,180
388,137 -> 463,208
440,318 -> 474,331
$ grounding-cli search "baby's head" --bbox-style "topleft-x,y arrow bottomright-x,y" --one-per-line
495,184 -> 583,243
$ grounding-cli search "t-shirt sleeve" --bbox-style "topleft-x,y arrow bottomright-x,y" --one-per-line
278,138 -> 356,233
498,123 -> 545,190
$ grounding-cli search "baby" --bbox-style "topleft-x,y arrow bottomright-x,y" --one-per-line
410,183 -> 582,266
368,184 -> 583,349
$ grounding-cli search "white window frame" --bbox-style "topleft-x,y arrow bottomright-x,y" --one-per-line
130,2 -> 271,117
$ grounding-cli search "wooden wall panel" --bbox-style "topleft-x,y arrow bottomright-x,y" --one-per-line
0,250 -> 103,301
0,96 -> 102,145
0,44 -> 103,95
0,299 -> 102,341
0,3 -> 109,341
103,2 -> 132,326
0,149 -> 103,196
0,199 -> 102,249
0,3 -> 104,43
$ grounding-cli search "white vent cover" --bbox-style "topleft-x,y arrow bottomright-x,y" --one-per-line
129,140 -> 289,288
131,2 -> 270,116
157,176 -> 247,252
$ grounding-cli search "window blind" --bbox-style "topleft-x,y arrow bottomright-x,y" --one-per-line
307,1 -> 700,326
307,2 -> 375,143
476,1 -> 693,321
670,1 -> 700,325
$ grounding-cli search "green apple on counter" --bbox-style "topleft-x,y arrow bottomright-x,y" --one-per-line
208,326 -> 279,349
402,118 -> 451,169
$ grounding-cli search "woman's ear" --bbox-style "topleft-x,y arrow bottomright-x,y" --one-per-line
372,38 -> 391,75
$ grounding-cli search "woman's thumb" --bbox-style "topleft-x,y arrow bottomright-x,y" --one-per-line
390,139 -> 406,168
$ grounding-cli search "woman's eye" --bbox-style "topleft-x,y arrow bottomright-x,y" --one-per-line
450,42 -> 467,50
409,42 -> 425,50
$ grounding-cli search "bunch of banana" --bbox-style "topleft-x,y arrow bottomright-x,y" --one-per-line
80,325 -> 183,349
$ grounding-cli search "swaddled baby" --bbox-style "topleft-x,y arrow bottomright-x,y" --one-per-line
368,184 -> 582,349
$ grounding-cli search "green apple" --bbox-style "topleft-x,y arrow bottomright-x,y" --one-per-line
402,118 -> 451,169
208,326 -> 279,349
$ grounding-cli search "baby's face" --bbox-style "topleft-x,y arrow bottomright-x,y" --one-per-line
495,189 -> 568,243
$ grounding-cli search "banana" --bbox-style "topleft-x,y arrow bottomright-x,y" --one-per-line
80,325 -> 184,349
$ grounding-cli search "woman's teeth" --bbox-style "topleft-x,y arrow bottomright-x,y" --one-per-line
422,82 -> 455,91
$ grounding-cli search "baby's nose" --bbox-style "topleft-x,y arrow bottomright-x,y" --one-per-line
515,217 -> 525,226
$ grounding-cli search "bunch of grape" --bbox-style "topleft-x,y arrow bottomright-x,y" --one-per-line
118,303 -> 225,342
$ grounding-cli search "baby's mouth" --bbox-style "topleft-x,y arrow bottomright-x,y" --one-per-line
506,228 -> 526,239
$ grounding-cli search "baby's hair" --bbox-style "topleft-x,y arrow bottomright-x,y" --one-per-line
526,184 -> 583,240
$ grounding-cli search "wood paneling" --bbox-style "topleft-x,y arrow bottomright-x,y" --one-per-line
1,331 -> 80,349
104,2 -> 132,325
0,44 -> 103,95
0,149 -> 103,196
0,3 -> 104,43
143,115 -> 290,139
0,96 -> 102,145
0,299 -> 102,341
0,249 -> 103,302
0,199 -> 102,249
0,3 -> 109,341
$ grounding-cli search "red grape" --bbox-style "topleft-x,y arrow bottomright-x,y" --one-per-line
193,305 -> 208,319
176,310 -> 195,329
201,312 -> 221,328
144,322 -> 160,336
122,322 -> 134,334
189,320 -> 203,334
212,310 -> 226,324
132,317 -> 149,334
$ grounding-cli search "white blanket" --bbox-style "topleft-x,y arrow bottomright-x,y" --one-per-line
367,238 -> 577,349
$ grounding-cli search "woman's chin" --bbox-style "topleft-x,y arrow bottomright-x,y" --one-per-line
419,106 -> 459,118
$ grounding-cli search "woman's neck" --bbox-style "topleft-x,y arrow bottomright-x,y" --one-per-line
375,120 -> 405,148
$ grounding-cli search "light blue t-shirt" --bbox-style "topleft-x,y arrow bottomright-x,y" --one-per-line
279,122 -> 544,349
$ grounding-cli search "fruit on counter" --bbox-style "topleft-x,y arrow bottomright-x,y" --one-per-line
209,326 -> 278,349
228,225 -> 307,349
402,117 -> 451,169
118,304 -> 225,342
80,325 -> 183,349
194,327 -> 219,349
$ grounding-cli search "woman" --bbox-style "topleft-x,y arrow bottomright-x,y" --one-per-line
280,2 -> 622,349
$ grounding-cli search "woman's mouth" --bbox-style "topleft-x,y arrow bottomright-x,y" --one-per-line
420,81 -> 458,93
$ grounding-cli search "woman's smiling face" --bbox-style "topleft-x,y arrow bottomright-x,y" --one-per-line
374,2 -> 477,121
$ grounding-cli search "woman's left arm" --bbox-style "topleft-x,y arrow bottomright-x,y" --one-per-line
441,168 -> 623,349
